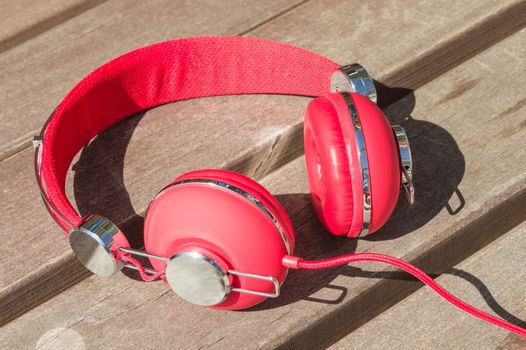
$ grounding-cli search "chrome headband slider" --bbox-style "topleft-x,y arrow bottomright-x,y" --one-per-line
330,63 -> 377,103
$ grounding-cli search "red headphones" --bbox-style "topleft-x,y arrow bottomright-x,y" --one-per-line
34,36 -> 525,337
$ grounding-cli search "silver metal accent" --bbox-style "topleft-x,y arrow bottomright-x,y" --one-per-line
154,179 -> 291,255
32,136 -> 43,151
166,251 -> 230,306
123,263 -> 158,276
165,251 -> 281,306
33,136 -> 76,229
342,93 -> 371,237
69,215 -> 123,277
118,247 -> 169,262
331,63 -> 377,103
392,125 -> 415,204
33,110 -> 78,230
229,270 -> 280,298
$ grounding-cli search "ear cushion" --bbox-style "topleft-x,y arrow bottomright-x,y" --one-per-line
172,169 -> 295,251
304,96 -> 355,235
351,93 -> 400,233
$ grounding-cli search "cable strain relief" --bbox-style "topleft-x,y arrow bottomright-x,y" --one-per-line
282,255 -> 301,269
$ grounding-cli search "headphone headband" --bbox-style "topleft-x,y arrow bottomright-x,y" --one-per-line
35,36 -> 347,231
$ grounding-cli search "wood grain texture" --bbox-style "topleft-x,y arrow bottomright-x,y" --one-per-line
0,0 -> 306,161
1,0 -> 525,330
2,0 -> 526,161
0,0 -> 108,54
0,0 -> 307,326
1,28 -> 525,349
330,223 -> 526,350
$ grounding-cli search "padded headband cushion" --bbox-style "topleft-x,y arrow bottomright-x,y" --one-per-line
304,95 -> 355,235
39,36 -> 339,230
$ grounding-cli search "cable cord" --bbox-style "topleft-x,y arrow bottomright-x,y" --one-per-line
117,253 -> 164,282
295,252 -> 526,338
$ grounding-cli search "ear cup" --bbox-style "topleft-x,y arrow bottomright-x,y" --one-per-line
304,93 -> 401,237
304,95 -> 356,235
144,169 -> 293,310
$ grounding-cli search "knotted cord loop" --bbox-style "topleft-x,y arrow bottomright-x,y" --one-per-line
115,251 -> 164,282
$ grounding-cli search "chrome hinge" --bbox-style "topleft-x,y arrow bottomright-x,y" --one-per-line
32,136 -> 43,150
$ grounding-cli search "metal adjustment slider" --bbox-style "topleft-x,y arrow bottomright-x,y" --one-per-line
33,134 -> 76,229
33,136 -> 43,177
330,63 -> 378,103
392,125 -> 415,204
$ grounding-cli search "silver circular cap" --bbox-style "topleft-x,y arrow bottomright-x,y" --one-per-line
331,63 -> 377,103
69,215 -> 122,277
166,252 -> 230,306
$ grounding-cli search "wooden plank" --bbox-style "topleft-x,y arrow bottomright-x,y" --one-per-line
0,0 -> 107,54
1,28 -> 525,349
1,0 -> 526,161
0,0 -> 307,162
0,0 -> 307,326
250,0 -> 526,90
1,0 -> 525,329
330,222 -> 526,349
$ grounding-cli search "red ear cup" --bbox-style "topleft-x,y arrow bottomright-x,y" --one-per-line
144,169 -> 293,310
304,96 -> 355,235
304,93 -> 400,237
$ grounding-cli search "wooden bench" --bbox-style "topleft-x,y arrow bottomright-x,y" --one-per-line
1,0 -> 525,348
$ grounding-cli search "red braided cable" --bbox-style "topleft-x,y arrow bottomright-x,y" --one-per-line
296,253 -> 526,338
118,254 -> 164,282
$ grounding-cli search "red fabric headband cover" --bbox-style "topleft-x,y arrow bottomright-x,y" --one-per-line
39,36 -> 339,230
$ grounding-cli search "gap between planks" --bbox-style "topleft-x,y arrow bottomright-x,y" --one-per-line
0,0 -> 109,55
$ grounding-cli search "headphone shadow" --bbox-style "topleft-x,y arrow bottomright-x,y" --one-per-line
69,81 -> 526,327
367,81 -> 466,241
253,82 -> 468,309
72,112 -> 148,278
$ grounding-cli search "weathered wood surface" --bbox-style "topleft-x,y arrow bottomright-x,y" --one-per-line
330,223 -> 526,350
1,27 -> 525,349
2,0 -> 525,328
2,0 -> 526,160
0,0 -> 106,54
0,0 -> 306,326
0,0 -> 306,161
